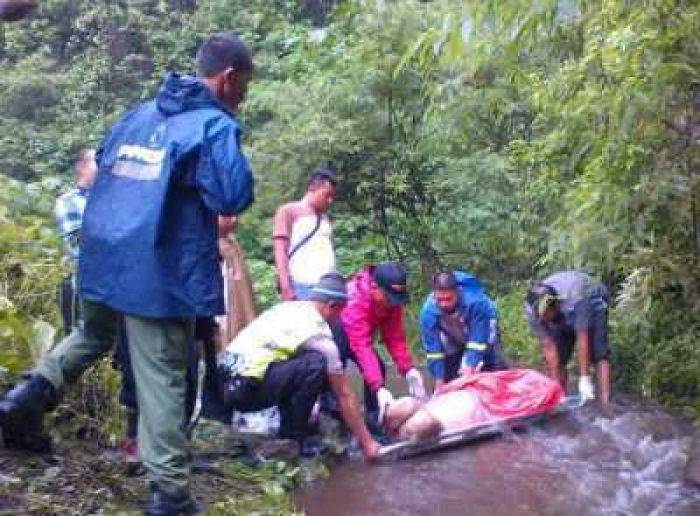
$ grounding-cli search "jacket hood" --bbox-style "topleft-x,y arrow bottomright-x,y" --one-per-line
453,271 -> 485,293
156,73 -> 225,117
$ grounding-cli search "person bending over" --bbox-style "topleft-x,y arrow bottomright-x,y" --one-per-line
341,263 -> 426,424
420,270 -> 507,390
219,273 -> 381,460
525,271 -> 612,406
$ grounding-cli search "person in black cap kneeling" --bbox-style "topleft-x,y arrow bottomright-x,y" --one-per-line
218,273 -> 381,460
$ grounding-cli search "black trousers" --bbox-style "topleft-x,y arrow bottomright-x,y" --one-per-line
223,350 -> 327,441
58,275 -> 80,337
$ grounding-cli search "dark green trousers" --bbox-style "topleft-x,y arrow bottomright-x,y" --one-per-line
36,299 -> 193,498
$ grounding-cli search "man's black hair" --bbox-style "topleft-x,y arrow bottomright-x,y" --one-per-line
196,33 -> 253,78
526,282 -> 558,310
306,168 -> 337,191
432,270 -> 458,290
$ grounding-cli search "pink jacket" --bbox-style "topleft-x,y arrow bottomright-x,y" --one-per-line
341,267 -> 414,391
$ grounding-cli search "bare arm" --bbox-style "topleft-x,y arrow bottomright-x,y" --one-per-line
272,237 -> 295,300
327,373 -> 381,461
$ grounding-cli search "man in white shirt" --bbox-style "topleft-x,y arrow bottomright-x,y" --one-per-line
273,168 -> 337,301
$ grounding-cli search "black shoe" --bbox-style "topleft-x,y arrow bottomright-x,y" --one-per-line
0,373 -> 58,453
143,490 -> 200,515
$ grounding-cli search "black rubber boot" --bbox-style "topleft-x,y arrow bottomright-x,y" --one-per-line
143,489 -> 200,515
0,373 -> 58,453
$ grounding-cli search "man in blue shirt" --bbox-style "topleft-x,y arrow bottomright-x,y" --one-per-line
420,270 -> 507,390
54,149 -> 96,335
0,33 -> 254,514
525,271 -> 611,406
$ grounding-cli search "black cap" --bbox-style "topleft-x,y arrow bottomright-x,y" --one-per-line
372,262 -> 409,306
308,272 -> 348,303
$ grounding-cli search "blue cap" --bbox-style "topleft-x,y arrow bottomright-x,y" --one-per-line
308,272 -> 348,302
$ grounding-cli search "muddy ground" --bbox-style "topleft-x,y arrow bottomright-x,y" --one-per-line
0,419 -> 309,515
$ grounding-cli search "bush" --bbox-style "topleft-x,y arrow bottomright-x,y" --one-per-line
496,283 -> 540,367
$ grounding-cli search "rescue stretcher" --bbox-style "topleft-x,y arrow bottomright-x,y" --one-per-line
377,394 -> 583,462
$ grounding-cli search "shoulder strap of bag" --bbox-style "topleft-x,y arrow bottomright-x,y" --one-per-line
287,212 -> 322,259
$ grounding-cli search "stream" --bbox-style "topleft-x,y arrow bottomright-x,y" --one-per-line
297,395 -> 700,515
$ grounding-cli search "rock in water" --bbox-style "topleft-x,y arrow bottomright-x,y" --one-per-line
685,429 -> 700,487
0,0 -> 37,21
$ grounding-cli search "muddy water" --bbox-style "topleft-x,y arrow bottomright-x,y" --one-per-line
298,396 -> 700,516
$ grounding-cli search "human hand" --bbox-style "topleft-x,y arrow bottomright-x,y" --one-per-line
457,365 -> 477,378
376,387 -> 394,424
363,439 -> 382,462
433,380 -> 450,396
218,215 -> 237,237
578,375 -> 595,403
405,368 -> 427,400
431,378 -> 445,397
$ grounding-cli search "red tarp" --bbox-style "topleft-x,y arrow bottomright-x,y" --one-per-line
427,368 -> 564,432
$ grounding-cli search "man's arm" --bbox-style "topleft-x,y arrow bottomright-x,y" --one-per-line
272,238 -> 295,300
272,205 -> 296,301
342,310 -> 386,392
459,301 -> 493,372
196,121 -> 254,215
327,373 -> 380,460
379,308 -> 414,376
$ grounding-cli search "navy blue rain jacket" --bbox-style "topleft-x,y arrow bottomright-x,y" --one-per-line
420,271 -> 499,378
78,73 -> 254,318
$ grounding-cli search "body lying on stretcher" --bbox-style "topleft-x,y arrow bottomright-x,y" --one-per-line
382,369 -> 564,442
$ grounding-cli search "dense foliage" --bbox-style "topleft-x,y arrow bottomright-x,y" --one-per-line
1,0 -> 698,423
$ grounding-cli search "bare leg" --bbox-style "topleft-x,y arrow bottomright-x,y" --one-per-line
576,329 -> 591,378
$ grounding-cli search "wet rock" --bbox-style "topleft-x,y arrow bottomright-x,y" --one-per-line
685,429 -> 700,487
39,466 -> 60,483
0,473 -> 22,486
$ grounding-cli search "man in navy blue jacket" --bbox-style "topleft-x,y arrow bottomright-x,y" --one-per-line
0,34 -> 254,514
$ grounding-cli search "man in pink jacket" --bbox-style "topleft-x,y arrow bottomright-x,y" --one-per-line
341,263 -> 426,425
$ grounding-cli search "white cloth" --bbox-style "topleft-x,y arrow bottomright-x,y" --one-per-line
578,375 -> 595,402
377,387 -> 395,424
288,215 -> 336,285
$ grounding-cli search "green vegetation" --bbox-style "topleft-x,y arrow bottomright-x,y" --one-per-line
1,0 -> 699,510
